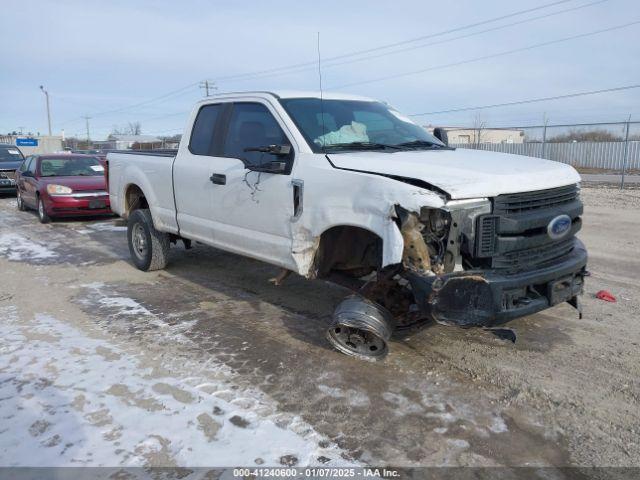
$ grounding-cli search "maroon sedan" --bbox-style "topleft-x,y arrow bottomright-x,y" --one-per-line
16,154 -> 111,223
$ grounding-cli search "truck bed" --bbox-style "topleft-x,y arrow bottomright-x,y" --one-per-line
106,150 -> 179,234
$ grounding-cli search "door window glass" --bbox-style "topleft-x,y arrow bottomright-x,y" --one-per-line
19,157 -> 32,172
223,103 -> 291,166
27,157 -> 37,174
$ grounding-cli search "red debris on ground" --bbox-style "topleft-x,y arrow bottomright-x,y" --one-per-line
596,290 -> 617,302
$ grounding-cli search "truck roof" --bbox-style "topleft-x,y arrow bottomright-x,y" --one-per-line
200,90 -> 376,103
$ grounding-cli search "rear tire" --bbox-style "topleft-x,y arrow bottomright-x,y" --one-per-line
37,195 -> 50,223
127,208 -> 170,271
16,190 -> 26,211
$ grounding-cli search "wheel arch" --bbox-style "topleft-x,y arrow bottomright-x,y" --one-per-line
123,183 -> 149,218
312,224 -> 386,279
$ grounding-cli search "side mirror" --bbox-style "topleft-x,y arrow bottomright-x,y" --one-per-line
246,160 -> 287,174
21,171 -> 33,178
433,127 -> 449,146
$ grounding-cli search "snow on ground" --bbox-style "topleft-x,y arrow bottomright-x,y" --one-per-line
0,233 -> 58,261
87,222 -> 127,233
0,305 -> 351,467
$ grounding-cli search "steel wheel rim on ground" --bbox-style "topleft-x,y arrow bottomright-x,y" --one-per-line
326,295 -> 395,360
326,324 -> 388,359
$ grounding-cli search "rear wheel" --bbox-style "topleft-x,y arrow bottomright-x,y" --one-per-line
127,208 -> 170,271
37,195 -> 50,223
16,190 -> 26,211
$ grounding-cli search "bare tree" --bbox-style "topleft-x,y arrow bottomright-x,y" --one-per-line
109,121 -> 142,137
472,113 -> 486,149
549,129 -> 623,143
127,121 -> 142,135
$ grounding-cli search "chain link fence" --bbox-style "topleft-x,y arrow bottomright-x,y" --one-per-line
446,121 -> 639,187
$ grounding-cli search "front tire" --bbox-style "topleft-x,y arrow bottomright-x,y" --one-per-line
37,195 -> 50,223
127,208 -> 170,271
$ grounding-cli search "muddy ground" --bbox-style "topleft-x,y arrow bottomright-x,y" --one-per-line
0,185 -> 639,469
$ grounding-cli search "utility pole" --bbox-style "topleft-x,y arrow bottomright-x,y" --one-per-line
82,115 -> 91,145
199,80 -> 217,97
39,85 -> 52,136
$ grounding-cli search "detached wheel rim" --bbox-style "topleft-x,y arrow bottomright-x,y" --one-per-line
132,222 -> 148,260
327,324 -> 387,359
326,295 -> 394,360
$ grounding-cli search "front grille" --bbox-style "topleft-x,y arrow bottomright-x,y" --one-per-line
471,184 -> 582,272
492,237 -> 575,270
493,184 -> 579,215
0,170 -> 16,180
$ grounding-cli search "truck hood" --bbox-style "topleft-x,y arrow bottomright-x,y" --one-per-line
327,148 -> 581,199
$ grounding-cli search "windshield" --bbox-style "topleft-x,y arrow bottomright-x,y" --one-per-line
279,98 -> 445,153
0,147 -> 24,162
39,156 -> 104,177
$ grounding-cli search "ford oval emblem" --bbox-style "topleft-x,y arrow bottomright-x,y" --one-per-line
547,214 -> 572,240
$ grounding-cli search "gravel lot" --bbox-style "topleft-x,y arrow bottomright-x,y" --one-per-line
0,185 -> 638,469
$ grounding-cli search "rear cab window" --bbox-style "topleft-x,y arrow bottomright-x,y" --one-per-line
189,104 -> 223,155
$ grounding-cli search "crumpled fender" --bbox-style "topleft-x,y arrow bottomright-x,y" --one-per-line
289,153 -> 445,277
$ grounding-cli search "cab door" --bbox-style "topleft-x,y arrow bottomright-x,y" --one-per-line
206,101 -> 298,270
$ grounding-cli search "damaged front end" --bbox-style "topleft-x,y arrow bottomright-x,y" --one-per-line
392,187 -> 587,328
325,184 -> 587,359
360,188 -> 587,332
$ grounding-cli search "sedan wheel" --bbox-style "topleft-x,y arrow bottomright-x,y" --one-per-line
37,196 -> 50,224
16,191 -> 26,211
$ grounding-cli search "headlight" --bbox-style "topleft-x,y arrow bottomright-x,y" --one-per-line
47,184 -> 73,195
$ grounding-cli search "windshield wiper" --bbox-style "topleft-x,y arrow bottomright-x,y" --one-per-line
395,140 -> 445,149
324,142 -> 401,151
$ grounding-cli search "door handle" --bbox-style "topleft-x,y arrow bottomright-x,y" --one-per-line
209,173 -> 226,185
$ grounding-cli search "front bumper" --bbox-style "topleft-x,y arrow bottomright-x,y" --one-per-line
44,193 -> 112,216
0,179 -> 16,192
406,238 -> 588,327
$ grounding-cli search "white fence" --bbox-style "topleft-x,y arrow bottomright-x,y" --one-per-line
451,141 -> 639,171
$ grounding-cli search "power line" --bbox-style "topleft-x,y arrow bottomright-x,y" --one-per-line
315,1 -> 607,73
222,0 -> 607,84
51,1 -> 597,127
212,0 -> 575,82
57,82 -> 200,127
409,84 -> 640,116
332,20 -> 640,89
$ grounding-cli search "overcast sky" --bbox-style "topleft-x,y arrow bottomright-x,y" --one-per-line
1,0 -> 638,139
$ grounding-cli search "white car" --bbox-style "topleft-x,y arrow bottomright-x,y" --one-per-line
107,91 -> 587,359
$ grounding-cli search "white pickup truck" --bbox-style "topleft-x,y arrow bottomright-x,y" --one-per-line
107,91 -> 587,359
